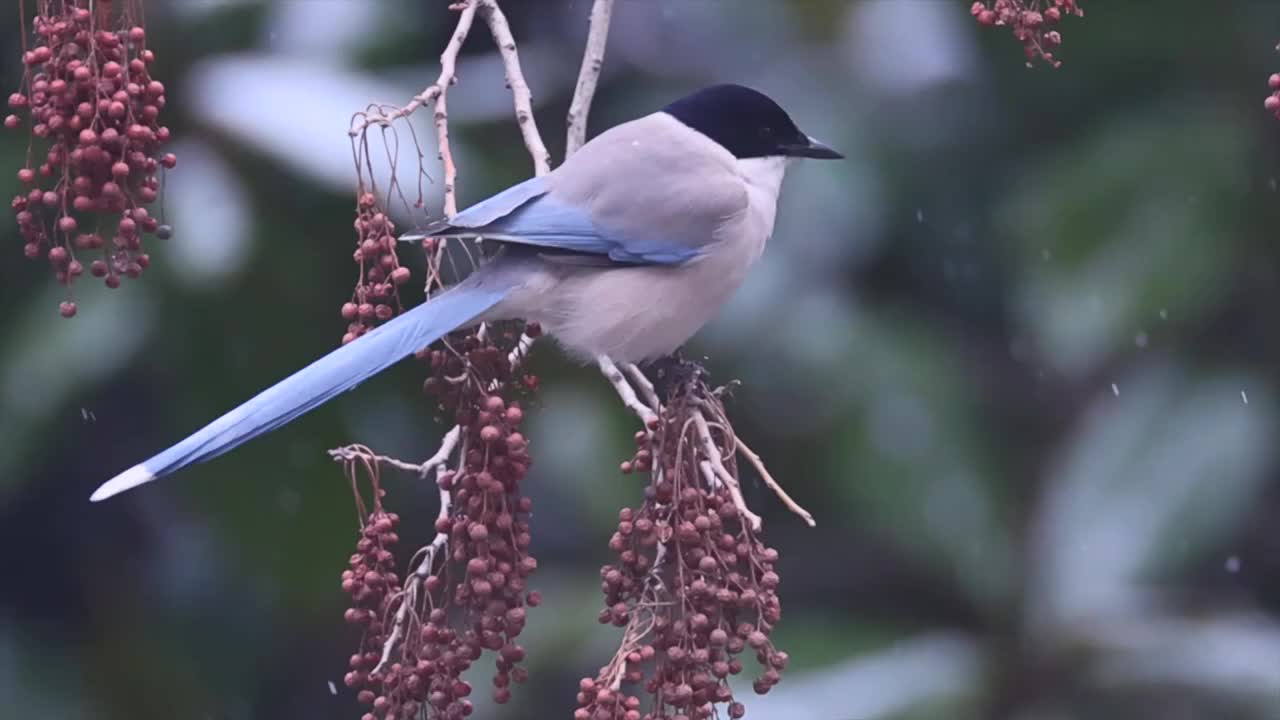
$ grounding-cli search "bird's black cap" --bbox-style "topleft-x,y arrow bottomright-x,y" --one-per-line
663,84 -> 843,161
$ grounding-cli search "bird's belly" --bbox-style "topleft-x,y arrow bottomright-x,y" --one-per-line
495,250 -> 754,364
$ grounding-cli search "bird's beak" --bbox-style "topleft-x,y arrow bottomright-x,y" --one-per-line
781,135 -> 844,160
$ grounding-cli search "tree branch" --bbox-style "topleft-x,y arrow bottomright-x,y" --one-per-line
566,0 -> 614,157
598,355 -> 660,429
479,0 -> 552,176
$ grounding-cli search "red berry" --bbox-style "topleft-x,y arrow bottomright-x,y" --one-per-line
59,301 -> 77,318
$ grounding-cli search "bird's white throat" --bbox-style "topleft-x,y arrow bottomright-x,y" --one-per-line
736,155 -> 789,240
736,156 -> 789,201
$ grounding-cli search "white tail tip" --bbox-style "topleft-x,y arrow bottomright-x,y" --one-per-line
90,464 -> 156,502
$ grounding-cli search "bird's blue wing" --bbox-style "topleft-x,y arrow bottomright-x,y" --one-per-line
477,194 -> 702,265
410,175 -> 703,266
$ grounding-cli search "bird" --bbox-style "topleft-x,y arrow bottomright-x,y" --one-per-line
90,83 -> 843,502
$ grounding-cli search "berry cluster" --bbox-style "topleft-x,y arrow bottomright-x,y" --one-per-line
1266,70 -> 1280,119
341,192 -> 411,344
970,0 -> 1084,68
7,0 -> 175,317
342,509 -> 405,698
579,385 -> 786,720
342,324 -> 540,720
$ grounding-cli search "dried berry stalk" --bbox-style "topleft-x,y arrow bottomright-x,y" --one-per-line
7,0 -> 175,317
577,371 -> 789,720
970,0 -> 1084,68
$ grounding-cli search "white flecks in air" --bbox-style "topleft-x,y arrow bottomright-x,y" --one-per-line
1134,332 -> 1148,349
1225,555 -> 1242,574
1241,390 -> 1249,405
1111,383 -> 1120,397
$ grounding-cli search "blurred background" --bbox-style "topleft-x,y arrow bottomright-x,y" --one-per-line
4,1 -> 1280,718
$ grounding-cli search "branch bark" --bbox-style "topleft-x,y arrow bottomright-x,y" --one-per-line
566,0 -> 614,157
479,0 -> 552,176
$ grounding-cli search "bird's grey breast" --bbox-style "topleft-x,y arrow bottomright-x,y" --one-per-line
549,112 -> 750,258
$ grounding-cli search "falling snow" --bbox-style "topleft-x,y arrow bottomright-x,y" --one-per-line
1225,556 -> 1242,574
1111,383 -> 1119,397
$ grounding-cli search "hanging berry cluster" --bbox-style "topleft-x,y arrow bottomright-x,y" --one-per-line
341,192 -> 411,344
1266,61 -> 1280,120
970,0 -> 1084,68
577,376 -> 787,720
339,321 -> 541,720
6,0 -> 175,317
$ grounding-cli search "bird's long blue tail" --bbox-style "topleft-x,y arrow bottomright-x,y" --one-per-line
90,280 -> 511,502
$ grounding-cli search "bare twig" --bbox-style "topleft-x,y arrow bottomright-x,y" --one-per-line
733,435 -> 815,527
348,1 -> 476,137
479,0 -> 552,176
692,410 -> 762,532
565,0 -> 614,157
598,355 -> 660,429
623,362 -> 662,415
329,425 -> 461,480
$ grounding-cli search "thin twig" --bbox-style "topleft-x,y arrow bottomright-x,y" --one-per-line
733,435 -> 815,527
565,0 -> 614,157
623,362 -> 662,415
479,0 -> 552,176
348,0 -> 477,217
598,355 -> 660,429
348,1 -> 477,139
692,410 -> 762,532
